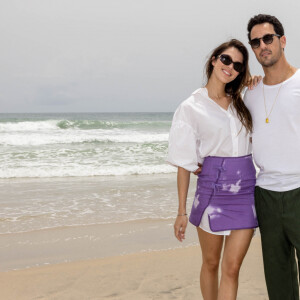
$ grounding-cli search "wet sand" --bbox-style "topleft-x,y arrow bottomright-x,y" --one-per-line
0,218 -> 199,272
0,237 -> 267,300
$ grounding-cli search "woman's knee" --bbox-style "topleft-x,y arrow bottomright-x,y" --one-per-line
221,260 -> 242,279
202,256 -> 220,273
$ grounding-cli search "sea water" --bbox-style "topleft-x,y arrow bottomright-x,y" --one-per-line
0,112 -> 174,178
0,113 -> 191,234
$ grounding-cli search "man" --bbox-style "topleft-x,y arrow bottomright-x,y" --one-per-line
244,14 -> 300,300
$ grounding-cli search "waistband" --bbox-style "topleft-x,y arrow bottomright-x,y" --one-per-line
198,154 -> 255,179
205,154 -> 252,162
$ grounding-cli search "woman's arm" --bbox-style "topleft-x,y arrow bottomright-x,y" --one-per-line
174,166 -> 191,242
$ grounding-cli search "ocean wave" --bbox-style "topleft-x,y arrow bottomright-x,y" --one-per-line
57,119 -> 171,130
0,119 -> 171,132
0,114 -> 174,180
0,132 -> 169,146
0,164 -> 176,178
0,120 -> 59,132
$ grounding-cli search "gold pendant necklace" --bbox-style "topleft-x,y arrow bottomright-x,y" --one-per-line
263,82 -> 283,123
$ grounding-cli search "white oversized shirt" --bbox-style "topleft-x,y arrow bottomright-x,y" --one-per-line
244,69 -> 300,192
167,87 -> 252,171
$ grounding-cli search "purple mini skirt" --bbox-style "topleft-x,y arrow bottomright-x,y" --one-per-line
189,154 -> 258,232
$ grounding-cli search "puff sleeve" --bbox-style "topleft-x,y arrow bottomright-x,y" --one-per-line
166,103 -> 199,172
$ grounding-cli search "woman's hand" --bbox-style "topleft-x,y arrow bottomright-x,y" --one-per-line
248,75 -> 262,90
174,215 -> 188,242
193,163 -> 202,175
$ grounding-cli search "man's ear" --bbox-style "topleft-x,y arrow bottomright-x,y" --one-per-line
280,35 -> 286,50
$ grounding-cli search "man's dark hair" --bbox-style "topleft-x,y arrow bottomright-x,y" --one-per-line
247,14 -> 285,41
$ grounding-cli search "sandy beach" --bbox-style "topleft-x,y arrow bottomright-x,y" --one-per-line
0,237 -> 267,300
0,175 -> 268,299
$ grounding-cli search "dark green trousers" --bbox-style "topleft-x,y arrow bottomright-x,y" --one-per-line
255,186 -> 300,300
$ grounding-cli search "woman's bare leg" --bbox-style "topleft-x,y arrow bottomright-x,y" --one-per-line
218,229 -> 254,300
197,227 -> 224,300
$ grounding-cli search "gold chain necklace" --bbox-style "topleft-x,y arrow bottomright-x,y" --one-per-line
262,82 -> 283,123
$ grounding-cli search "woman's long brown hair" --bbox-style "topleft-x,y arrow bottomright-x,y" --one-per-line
205,39 -> 252,133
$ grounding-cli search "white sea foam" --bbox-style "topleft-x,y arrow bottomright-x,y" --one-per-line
0,120 -> 59,132
0,164 -> 175,178
0,113 -> 173,178
0,131 -> 168,146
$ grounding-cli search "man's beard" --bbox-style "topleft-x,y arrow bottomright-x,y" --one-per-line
259,49 -> 283,68
261,58 -> 277,67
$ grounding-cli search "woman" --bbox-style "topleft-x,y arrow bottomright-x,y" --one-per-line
167,39 -> 258,300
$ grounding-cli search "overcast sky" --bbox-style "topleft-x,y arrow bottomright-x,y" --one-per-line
1,0 -> 300,113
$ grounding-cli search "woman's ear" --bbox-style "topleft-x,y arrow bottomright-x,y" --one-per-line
211,56 -> 216,67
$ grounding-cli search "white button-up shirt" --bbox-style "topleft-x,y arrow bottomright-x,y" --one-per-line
167,87 -> 251,171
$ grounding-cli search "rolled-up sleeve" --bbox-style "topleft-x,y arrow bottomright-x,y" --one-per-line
166,119 -> 198,172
